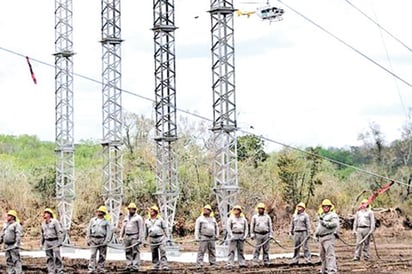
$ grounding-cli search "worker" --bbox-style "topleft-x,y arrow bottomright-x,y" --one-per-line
226,205 -> 248,269
120,202 -> 144,271
194,204 -> 219,268
86,205 -> 112,274
144,205 -> 168,270
353,199 -> 375,261
290,202 -> 311,265
40,208 -> 64,274
0,210 -> 23,274
250,202 -> 273,266
315,199 -> 339,274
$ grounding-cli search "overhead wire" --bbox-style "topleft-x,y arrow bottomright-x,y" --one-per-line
342,0 -> 412,54
368,0 -> 409,120
238,128 -> 409,188
276,0 -> 412,89
0,43 -> 408,188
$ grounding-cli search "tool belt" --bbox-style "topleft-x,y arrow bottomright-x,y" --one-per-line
126,233 -> 139,236
150,234 -> 163,238
318,232 -> 333,237
200,234 -> 214,237
357,226 -> 370,228
45,237 -> 58,241
254,231 -> 269,235
92,235 -> 105,238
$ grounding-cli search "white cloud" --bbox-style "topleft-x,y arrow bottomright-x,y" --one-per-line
0,0 -> 412,151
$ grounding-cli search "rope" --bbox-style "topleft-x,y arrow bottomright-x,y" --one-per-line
2,245 -> 26,252
244,237 -> 273,249
336,232 -> 373,248
336,235 -> 357,247
371,234 -> 381,260
245,234 -> 311,251
270,238 -> 290,250
291,234 -> 311,251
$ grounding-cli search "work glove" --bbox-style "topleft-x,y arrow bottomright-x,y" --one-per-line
250,234 -> 255,240
320,220 -> 328,227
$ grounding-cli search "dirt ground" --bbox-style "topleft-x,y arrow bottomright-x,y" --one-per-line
1,229 -> 411,273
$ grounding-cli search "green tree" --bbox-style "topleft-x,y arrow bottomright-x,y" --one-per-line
277,147 -> 323,209
237,134 -> 268,168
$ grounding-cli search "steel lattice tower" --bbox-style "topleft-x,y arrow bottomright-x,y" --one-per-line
54,0 -> 75,244
209,0 -> 239,233
101,0 -> 124,233
152,0 -> 179,240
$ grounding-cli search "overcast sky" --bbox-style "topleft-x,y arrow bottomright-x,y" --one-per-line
1,0 -> 412,151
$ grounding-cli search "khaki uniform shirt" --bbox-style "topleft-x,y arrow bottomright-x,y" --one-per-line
195,215 -> 219,239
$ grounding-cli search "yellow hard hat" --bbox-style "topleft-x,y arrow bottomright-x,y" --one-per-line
256,202 -> 266,209
149,205 -> 159,213
127,202 -> 137,209
361,199 -> 368,204
97,205 -> 108,215
321,199 -> 333,207
7,210 -> 18,219
233,205 -> 242,212
44,208 -> 55,218
203,205 -> 212,211
297,202 -> 306,209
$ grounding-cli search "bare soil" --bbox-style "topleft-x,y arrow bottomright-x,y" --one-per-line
1,229 -> 411,273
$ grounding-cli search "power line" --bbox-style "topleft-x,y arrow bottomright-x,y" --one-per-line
0,46 -> 407,188
342,0 -> 412,53
369,1 -> 409,120
239,128 -> 409,188
277,0 -> 412,89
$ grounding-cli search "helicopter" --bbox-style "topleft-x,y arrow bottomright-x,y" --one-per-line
237,0 -> 284,22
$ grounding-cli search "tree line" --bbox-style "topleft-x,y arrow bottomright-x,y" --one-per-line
0,115 -> 411,237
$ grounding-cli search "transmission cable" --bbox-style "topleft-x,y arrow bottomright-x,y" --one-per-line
369,1 -> 409,120
276,0 -> 412,89
342,0 -> 412,53
239,128 -> 409,188
0,45 -> 408,188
